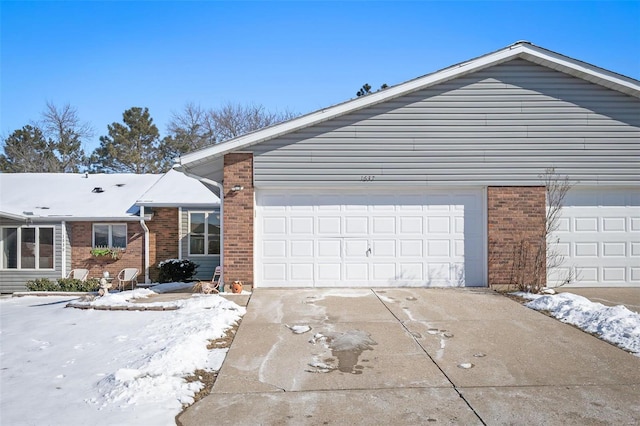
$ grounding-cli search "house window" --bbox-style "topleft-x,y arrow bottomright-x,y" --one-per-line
0,227 -> 54,270
189,212 -> 220,255
93,224 -> 127,248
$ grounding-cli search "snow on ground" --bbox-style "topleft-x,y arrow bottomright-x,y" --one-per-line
518,291 -> 640,357
0,286 -> 245,426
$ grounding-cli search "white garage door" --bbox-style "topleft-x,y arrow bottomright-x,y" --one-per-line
255,189 -> 485,287
548,188 -> 640,287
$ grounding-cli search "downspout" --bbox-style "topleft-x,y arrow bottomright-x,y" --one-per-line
61,221 -> 67,278
179,170 -> 224,286
178,207 -> 183,258
140,206 -> 150,284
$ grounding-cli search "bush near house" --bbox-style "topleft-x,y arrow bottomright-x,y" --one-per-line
25,278 -> 100,292
157,259 -> 198,283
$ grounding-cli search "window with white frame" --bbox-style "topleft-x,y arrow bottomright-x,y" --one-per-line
1,226 -> 54,270
93,224 -> 127,248
189,212 -> 220,255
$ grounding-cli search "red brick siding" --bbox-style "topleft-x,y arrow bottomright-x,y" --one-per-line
487,186 -> 546,286
70,222 -> 145,280
146,208 -> 179,282
223,153 -> 254,287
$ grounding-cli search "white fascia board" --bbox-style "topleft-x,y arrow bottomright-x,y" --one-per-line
0,211 -> 28,221
136,203 -> 220,208
519,44 -> 640,97
177,42 -> 639,169
38,216 -> 143,222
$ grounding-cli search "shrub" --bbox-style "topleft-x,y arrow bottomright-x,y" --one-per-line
25,278 -> 57,291
57,278 -> 100,292
25,277 -> 100,292
157,259 -> 199,283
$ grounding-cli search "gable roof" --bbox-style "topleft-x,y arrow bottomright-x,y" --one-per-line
0,171 -> 219,222
175,41 -> 640,172
136,169 -> 220,207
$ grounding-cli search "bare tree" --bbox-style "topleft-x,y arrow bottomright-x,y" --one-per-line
209,102 -> 297,142
160,102 -> 298,163
40,102 -> 93,172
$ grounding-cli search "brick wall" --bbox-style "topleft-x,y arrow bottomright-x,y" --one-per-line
487,186 -> 546,287
146,208 -> 179,282
70,222 -> 145,280
223,153 -> 254,287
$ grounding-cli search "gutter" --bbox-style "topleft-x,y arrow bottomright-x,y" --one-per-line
140,206 -> 150,285
177,169 -> 224,286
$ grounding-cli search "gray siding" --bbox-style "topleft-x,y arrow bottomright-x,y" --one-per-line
0,218 -> 66,293
251,59 -> 639,187
179,208 -> 221,281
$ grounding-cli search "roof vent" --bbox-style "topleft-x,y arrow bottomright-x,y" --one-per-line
23,211 -> 34,216
36,206 -> 50,210
115,183 -> 125,187
92,187 -> 104,193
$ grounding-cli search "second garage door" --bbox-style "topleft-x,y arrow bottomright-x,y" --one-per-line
255,189 -> 485,287
548,187 -> 640,287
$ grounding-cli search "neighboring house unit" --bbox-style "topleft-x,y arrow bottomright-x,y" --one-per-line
0,170 -> 220,293
176,41 -> 639,289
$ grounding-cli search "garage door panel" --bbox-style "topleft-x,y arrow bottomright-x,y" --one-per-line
427,217 -> 450,233
345,263 -> 368,280
400,216 -> 422,233
263,240 -> 286,257
256,189 -> 485,287
290,217 -> 313,234
263,217 -> 286,234
317,263 -> 341,280
317,240 -> 341,257
372,239 -> 395,257
575,217 -> 598,232
400,240 -> 423,257
427,240 -> 450,257
372,263 -> 396,280
345,239 -> 368,257
290,240 -> 313,257
263,264 -> 286,281
602,217 -> 626,232
318,217 -> 341,234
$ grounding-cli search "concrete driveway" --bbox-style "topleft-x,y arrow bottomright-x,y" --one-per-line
178,288 -> 640,425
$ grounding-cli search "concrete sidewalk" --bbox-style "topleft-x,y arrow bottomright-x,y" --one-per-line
178,288 -> 640,425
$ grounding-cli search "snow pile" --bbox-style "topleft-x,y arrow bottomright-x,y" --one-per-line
522,292 -> 640,357
0,292 -> 245,425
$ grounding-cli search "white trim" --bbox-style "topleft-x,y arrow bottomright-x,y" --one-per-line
177,42 -> 640,169
0,225 -> 56,271
92,223 -> 128,249
186,210 -> 221,257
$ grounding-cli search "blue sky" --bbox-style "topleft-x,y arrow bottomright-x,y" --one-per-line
1,1 -> 639,153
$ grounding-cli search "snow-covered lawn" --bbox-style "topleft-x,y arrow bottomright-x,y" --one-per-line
519,291 -> 640,357
0,283 -> 245,426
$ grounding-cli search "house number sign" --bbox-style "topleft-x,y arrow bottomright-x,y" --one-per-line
360,175 -> 376,182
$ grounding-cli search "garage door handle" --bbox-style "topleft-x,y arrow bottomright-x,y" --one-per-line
366,247 -> 372,257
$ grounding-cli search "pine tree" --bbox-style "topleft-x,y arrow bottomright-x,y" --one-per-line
90,107 -> 162,173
